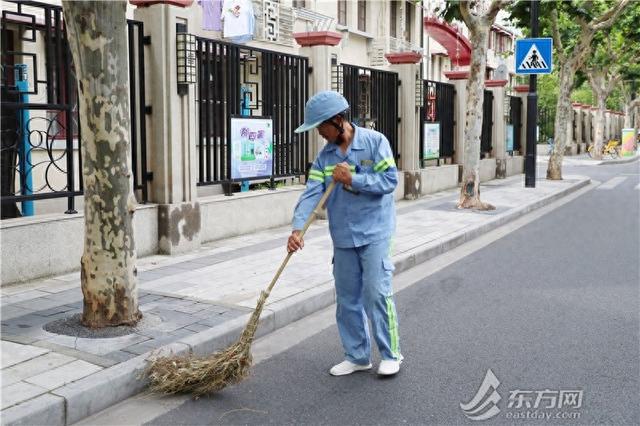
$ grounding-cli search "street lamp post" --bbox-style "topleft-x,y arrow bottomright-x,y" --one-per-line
525,0 -> 539,188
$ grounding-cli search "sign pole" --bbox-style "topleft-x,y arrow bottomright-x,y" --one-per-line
525,0 -> 539,188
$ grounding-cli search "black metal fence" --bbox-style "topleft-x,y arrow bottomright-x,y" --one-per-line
509,96 -> 522,154
480,90 -> 493,157
127,19 -> 151,203
195,37 -> 309,187
420,79 -> 455,165
1,1 -> 80,218
332,63 -> 399,160
537,107 -> 554,144
0,0 -> 149,219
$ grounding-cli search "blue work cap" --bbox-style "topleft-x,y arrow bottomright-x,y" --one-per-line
294,91 -> 349,133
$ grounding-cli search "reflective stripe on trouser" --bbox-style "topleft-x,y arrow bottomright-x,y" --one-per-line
333,239 -> 401,364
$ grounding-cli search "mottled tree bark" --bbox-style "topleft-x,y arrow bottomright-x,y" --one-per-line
62,0 -> 140,328
547,67 -> 574,180
587,70 -> 619,160
622,90 -> 632,128
623,91 -> 640,134
633,102 -> 640,130
456,0 -> 508,210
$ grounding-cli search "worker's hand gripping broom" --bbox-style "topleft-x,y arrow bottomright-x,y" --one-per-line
144,181 -> 337,396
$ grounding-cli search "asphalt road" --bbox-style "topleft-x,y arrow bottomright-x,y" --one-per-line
82,160 -> 640,426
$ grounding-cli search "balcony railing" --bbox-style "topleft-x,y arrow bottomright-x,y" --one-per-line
293,7 -> 333,32
370,36 -> 423,67
252,0 -> 294,46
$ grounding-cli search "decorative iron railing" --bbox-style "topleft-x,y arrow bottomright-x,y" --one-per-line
332,63 -> 399,160
481,90 -> 494,157
195,36 -> 309,187
420,79 -> 455,165
1,0 -> 150,219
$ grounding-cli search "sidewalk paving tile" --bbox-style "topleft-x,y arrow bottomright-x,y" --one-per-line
1,352 -> 76,387
1,381 -> 48,410
1,305 -> 36,321
1,290 -> 51,306
1,341 -> 49,368
58,334 -> 151,356
12,297 -> 66,312
24,359 -> 102,390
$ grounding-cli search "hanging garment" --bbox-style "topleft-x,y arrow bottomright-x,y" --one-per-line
199,0 -> 223,31
221,0 -> 255,44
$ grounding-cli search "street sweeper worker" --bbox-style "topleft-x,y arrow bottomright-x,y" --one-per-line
287,90 -> 403,376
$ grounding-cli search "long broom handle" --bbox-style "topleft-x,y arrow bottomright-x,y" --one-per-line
264,180 -> 336,295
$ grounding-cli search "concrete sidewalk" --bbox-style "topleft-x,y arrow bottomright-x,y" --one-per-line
0,174 -> 590,425
537,152 -> 639,166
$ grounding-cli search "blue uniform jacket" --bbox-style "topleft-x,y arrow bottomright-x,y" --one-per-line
292,125 -> 398,248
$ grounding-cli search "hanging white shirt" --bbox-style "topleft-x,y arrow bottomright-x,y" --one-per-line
221,0 -> 255,42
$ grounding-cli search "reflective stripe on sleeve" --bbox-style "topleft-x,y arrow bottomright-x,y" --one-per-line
308,169 -> 324,182
324,165 -> 356,176
374,157 -> 396,172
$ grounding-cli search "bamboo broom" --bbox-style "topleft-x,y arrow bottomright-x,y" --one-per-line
144,181 -> 336,396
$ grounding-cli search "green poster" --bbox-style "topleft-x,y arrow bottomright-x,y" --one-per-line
423,122 -> 440,160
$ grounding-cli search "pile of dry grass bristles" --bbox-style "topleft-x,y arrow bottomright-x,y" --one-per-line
143,290 -> 268,396
143,182 -> 336,396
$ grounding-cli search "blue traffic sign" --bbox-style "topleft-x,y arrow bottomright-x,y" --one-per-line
515,38 -> 553,75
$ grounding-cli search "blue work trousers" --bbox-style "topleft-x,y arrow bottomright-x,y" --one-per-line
333,238 -> 401,364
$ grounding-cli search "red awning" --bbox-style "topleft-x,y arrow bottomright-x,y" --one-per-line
424,16 -> 471,67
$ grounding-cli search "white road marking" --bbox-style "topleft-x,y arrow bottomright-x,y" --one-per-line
597,177 -> 627,190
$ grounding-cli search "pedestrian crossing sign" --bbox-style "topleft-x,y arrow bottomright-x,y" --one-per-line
515,38 -> 552,75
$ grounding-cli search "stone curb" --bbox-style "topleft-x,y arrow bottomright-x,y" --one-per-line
393,177 -> 590,273
597,155 -> 639,165
3,177 -> 590,426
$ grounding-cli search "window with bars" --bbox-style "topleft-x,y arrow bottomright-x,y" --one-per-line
404,1 -> 412,43
337,0 -> 347,26
358,0 -> 366,32
293,0 -> 305,8
390,1 -> 398,38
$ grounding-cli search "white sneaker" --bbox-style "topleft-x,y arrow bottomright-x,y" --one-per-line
329,360 -> 372,376
377,358 -> 402,376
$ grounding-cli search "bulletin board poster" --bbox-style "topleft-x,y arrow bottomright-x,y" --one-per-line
621,128 -> 637,157
230,117 -> 273,180
506,124 -> 514,152
423,122 -> 440,160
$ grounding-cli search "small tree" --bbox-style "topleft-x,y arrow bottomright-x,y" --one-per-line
586,39 -> 622,159
545,0 -> 628,178
585,1 -> 640,158
622,86 -> 640,130
511,0 -> 629,178
62,0 -> 140,327
440,0 -> 510,210
616,4 -> 640,135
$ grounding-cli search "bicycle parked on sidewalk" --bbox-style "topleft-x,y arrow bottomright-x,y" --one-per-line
587,140 -> 620,159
